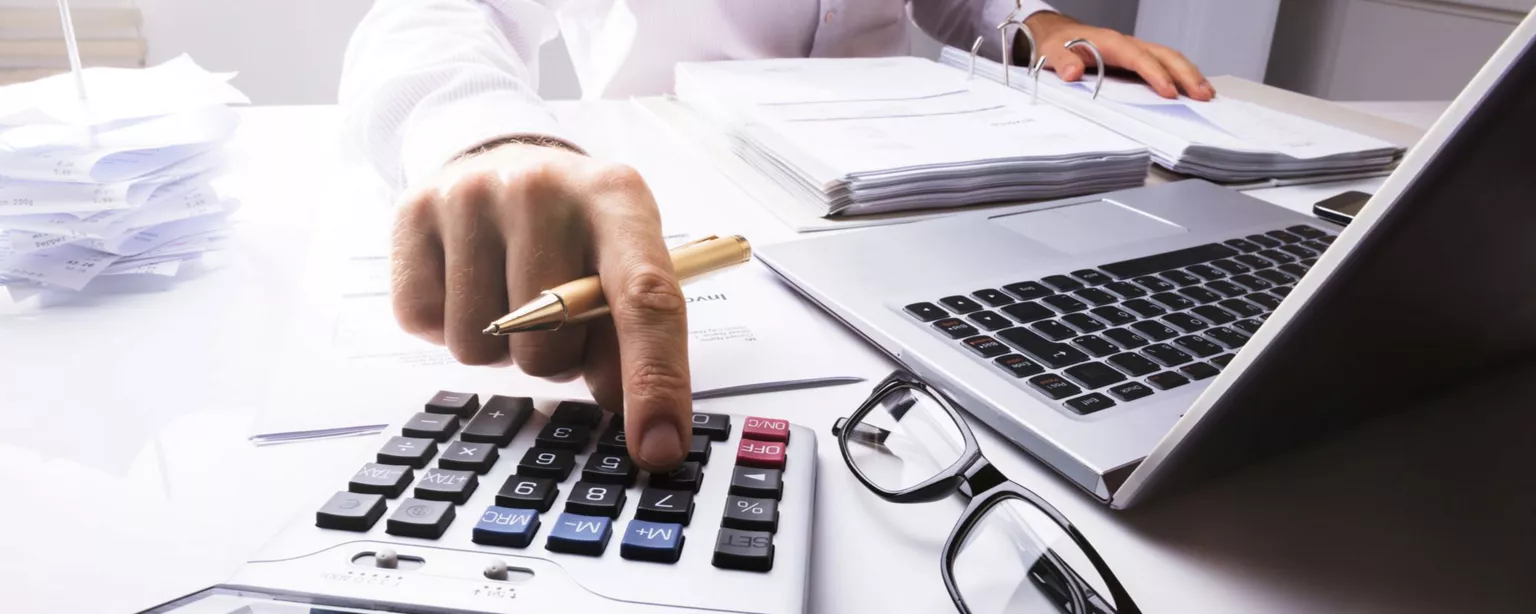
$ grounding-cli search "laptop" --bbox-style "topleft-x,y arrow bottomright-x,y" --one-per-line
755,11 -> 1536,509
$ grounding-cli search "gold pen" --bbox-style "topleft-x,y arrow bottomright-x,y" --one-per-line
483,234 -> 753,335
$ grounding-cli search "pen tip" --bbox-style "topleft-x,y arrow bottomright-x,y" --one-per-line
482,325 -> 498,335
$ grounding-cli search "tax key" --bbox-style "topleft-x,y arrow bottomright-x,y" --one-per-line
472,506 -> 540,548
620,519 -> 685,563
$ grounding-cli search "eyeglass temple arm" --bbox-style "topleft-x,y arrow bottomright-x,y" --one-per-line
831,418 -> 891,446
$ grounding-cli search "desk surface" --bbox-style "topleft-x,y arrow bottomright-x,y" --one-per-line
6,99 -> 1530,614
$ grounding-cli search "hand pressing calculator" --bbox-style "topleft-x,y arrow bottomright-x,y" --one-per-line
143,391 -> 817,614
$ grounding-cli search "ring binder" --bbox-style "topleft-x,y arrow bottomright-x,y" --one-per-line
967,1 -> 1038,88
1065,38 -> 1106,100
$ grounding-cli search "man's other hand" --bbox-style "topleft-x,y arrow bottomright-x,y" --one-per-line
1025,12 -> 1215,101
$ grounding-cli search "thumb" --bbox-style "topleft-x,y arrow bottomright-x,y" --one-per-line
1045,45 -> 1087,82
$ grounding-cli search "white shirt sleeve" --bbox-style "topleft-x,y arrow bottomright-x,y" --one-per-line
910,0 -> 1056,62
338,0 -> 580,194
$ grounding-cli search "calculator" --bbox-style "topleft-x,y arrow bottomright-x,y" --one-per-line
143,391 -> 817,614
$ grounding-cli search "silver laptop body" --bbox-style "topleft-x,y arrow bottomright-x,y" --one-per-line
756,12 -> 1536,509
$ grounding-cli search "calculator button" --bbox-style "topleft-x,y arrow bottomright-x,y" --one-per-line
550,401 -> 604,428
386,498 -> 456,539
637,488 -> 696,525
621,520 -> 686,563
722,496 -> 779,533
414,468 -> 479,505
713,528 -> 775,572
904,302 -> 946,322
687,434 -> 713,464
401,412 -> 459,442
496,476 -> 558,512
582,453 -> 638,487
736,440 -> 787,470
565,481 -> 627,518
993,354 -> 1045,378
546,513 -> 613,556
649,462 -> 704,493
377,436 -> 438,469
742,417 -> 790,443
1107,381 -> 1155,402
426,390 -> 480,418
516,448 -> 575,481
691,413 -> 732,441
461,396 -> 534,447
535,423 -> 591,452
349,463 -> 413,498
730,467 -> 783,500
472,506 -> 541,548
1146,372 -> 1191,390
596,424 -> 629,453
439,441 -> 498,474
316,491 -> 385,531
1064,393 -> 1115,415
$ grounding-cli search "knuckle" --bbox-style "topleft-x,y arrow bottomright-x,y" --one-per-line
626,357 -> 690,404
512,335 -> 581,377
620,266 -> 687,318
395,191 -> 438,230
442,172 -> 498,216
588,162 -> 647,195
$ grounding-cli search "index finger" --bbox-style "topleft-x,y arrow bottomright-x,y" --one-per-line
1145,43 -> 1214,101
582,164 -> 693,471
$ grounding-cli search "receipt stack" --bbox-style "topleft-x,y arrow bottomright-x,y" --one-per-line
0,55 -> 248,300
675,57 -> 1150,217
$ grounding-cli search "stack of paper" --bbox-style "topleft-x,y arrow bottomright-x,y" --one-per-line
941,46 -> 1405,183
0,55 -> 248,301
675,57 -> 1151,217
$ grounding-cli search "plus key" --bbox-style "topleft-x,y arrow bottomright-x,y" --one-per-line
741,416 -> 790,443
736,439 -> 786,470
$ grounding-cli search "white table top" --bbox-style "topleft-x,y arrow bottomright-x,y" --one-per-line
6,99 -> 1526,614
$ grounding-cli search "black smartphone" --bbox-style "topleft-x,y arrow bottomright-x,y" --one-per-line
1312,190 -> 1372,225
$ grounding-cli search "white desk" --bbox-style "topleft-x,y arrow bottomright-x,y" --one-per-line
7,100 -> 1528,614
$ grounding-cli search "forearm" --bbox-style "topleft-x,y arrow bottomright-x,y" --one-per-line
339,0 -> 577,193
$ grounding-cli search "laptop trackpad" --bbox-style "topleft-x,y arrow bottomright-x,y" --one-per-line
990,199 -> 1188,255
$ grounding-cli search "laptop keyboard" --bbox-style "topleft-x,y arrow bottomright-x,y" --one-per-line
903,224 -> 1337,415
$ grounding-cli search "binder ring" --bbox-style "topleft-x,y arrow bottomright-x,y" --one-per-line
1064,38 -> 1106,100
994,18 -> 1038,88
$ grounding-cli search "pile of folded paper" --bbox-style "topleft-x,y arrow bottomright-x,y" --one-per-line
0,55 -> 249,301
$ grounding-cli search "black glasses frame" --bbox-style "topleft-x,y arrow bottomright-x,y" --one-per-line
832,370 -> 1141,614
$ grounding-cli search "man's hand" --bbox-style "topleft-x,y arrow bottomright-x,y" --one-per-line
1024,11 -> 1215,102
391,142 -> 691,472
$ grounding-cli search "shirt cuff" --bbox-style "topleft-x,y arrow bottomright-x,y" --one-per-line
398,94 -> 586,189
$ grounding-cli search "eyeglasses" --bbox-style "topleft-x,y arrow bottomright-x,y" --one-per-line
832,371 -> 1140,614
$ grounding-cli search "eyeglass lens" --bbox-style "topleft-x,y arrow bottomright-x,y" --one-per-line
843,385 -> 969,492
952,497 -> 1118,614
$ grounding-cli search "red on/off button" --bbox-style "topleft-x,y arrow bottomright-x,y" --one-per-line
736,439 -> 786,470
742,416 -> 790,443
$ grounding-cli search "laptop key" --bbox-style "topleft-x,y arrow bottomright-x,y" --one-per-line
1104,328 -> 1151,349
994,354 -> 1046,378
998,329 -> 1090,369
1122,299 -> 1167,318
1266,229 -> 1303,244
1108,381 -> 1155,402
933,318 -> 979,339
1028,373 -> 1083,400
1233,319 -> 1263,335
1072,335 -> 1120,358
1162,312 -> 1208,333
1071,269 -> 1112,285
1090,306 -> 1136,327
1143,343 -> 1194,366
1041,275 -> 1086,292
1159,270 -> 1202,287
1107,352 -> 1160,376
1245,292 -> 1282,311
1063,362 -> 1127,389
1102,281 -> 1149,299
1174,335 -> 1223,358
1180,362 -> 1221,381
1218,299 -> 1265,319
1205,327 -> 1249,349
1132,276 -> 1176,293
1205,280 -> 1247,298
1300,239 -> 1330,254
1234,254 -> 1273,269
962,336 -> 1011,358
1287,225 -> 1328,240
1130,320 -> 1179,341
1177,286 -> 1222,305
1146,372 -> 1191,390
1001,302 -> 1055,323
1061,313 -> 1107,333
1186,264 -> 1225,281
904,302 -> 947,322
1030,320 -> 1078,341
1042,294 -> 1088,314
1223,238 -> 1262,253
1099,243 -> 1237,279
1272,286 -> 1294,298
1002,281 -> 1054,301
1191,305 -> 1238,326
1231,274 -> 1274,292
1280,263 -> 1310,278
1280,244 -> 1317,259
966,311 -> 1013,331
1246,234 -> 1282,248
1064,393 -> 1116,415
939,296 -> 984,314
1210,259 -> 1252,275
1150,292 -> 1195,311
1258,249 -> 1297,264
1256,269 -> 1297,285
1073,288 -> 1118,306
1211,354 -> 1237,368
971,288 -> 1015,307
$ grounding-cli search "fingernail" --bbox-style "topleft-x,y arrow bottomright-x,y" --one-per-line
640,420 -> 683,466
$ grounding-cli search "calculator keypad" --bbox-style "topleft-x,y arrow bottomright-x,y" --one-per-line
316,391 -> 802,574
